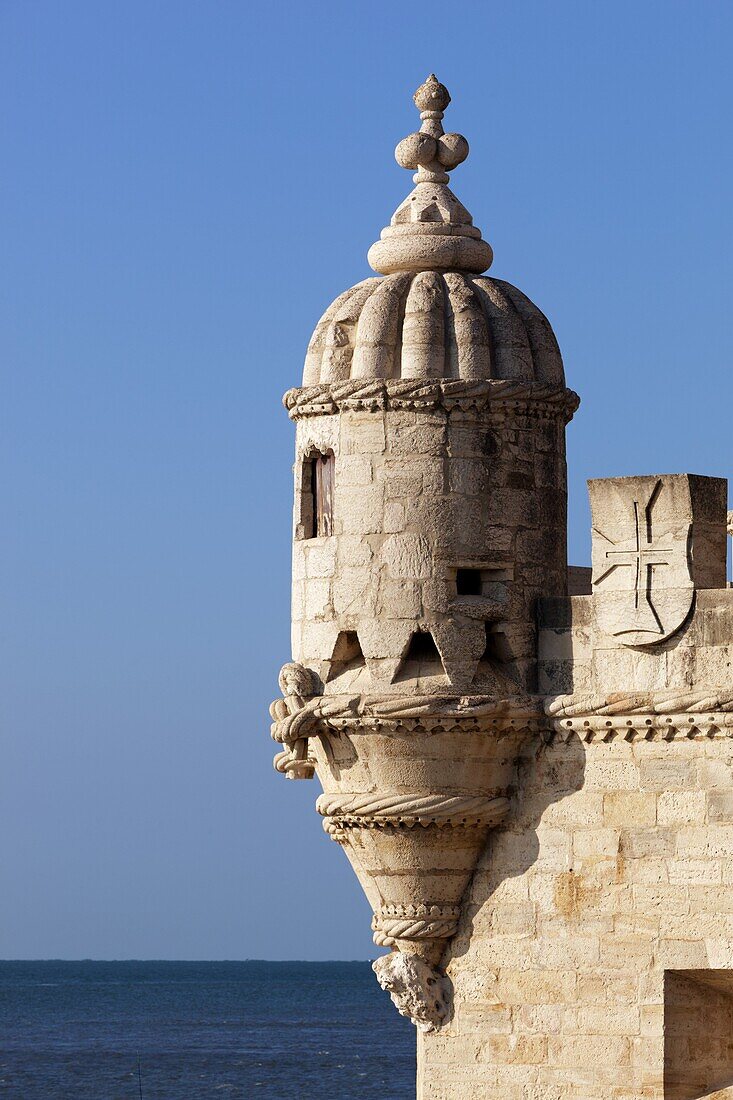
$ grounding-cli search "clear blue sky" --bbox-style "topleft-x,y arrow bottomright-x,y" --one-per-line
1,0 -> 731,960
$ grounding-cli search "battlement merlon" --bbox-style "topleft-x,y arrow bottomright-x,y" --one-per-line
540,473 -> 730,701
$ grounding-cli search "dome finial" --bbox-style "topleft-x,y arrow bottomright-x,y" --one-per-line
367,77 -> 492,276
395,75 -> 469,186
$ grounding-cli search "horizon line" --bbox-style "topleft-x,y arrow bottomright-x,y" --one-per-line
0,957 -> 377,964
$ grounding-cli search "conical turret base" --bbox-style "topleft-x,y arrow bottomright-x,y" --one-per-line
310,703 -> 534,1027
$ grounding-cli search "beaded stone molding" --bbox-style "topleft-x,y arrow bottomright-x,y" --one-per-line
545,688 -> 733,743
271,668 -> 733,776
270,672 -> 544,761
272,676 -> 733,757
271,668 -> 733,767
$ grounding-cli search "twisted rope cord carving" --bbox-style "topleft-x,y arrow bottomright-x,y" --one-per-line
363,695 -> 541,719
271,667 -> 540,726
273,748 -> 315,780
269,665 -> 542,752
373,921 -> 458,945
316,791 -> 509,827
270,694 -> 360,745
271,669 -> 733,730
271,666 -> 733,767
371,904 -> 461,945
283,379 -> 580,422
546,689 -> 733,718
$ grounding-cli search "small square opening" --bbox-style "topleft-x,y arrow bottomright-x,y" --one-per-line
456,568 -> 482,596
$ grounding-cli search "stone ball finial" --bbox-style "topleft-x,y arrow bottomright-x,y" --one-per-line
368,76 -> 492,276
394,75 -> 470,183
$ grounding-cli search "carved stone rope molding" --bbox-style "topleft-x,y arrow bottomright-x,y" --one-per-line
372,904 -> 462,947
355,694 -> 542,719
546,688 -> 733,716
270,668 -> 733,1033
271,695 -> 541,774
283,378 -> 580,422
544,688 -> 733,743
316,791 -> 510,834
267,662 -> 536,1031
270,671 -> 543,739
270,667 -> 733,770
269,668 -> 544,780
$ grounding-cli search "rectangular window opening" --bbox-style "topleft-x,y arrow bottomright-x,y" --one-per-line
310,451 -> 334,538
456,568 -> 483,596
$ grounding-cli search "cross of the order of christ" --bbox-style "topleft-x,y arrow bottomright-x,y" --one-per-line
593,480 -> 675,637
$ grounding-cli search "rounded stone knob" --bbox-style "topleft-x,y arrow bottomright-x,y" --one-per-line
437,133 -> 469,169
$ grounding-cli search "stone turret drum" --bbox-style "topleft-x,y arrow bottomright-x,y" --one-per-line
270,75 -> 579,1030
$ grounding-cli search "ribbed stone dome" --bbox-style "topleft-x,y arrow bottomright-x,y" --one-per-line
303,271 -> 564,387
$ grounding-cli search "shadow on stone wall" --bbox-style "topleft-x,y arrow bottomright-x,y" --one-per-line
664,970 -> 733,1099
445,731 -> 588,1015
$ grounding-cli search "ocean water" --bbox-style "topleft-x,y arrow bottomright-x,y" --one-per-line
0,960 -> 416,1099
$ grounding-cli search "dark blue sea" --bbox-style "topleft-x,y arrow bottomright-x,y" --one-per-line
0,961 -> 416,1099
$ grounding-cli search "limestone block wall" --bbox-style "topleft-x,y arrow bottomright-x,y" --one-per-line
664,971 -> 733,1099
538,589 -> 733,697
291,402 -> 569,695
420,732 -> 733,1100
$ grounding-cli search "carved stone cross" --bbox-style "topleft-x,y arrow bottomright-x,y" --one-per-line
594,482 -> 675,636
589,474 -> 727,647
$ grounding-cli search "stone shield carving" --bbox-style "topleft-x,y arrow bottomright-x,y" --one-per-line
589,476 -> 693,647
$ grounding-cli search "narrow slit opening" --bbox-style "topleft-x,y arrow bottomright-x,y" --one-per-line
480,622 -> 511,664
303,451 -> 335,539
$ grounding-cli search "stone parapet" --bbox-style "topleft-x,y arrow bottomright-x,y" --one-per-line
539,586 -> 733,697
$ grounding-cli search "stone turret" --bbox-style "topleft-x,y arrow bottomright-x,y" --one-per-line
289,74 -> 578,702
271,75 -> 578,1029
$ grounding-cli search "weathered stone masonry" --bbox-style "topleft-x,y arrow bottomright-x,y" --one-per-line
269,75 -> 733,1098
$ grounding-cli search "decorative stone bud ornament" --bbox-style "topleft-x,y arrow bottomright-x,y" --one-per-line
367,74 -> 494,276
